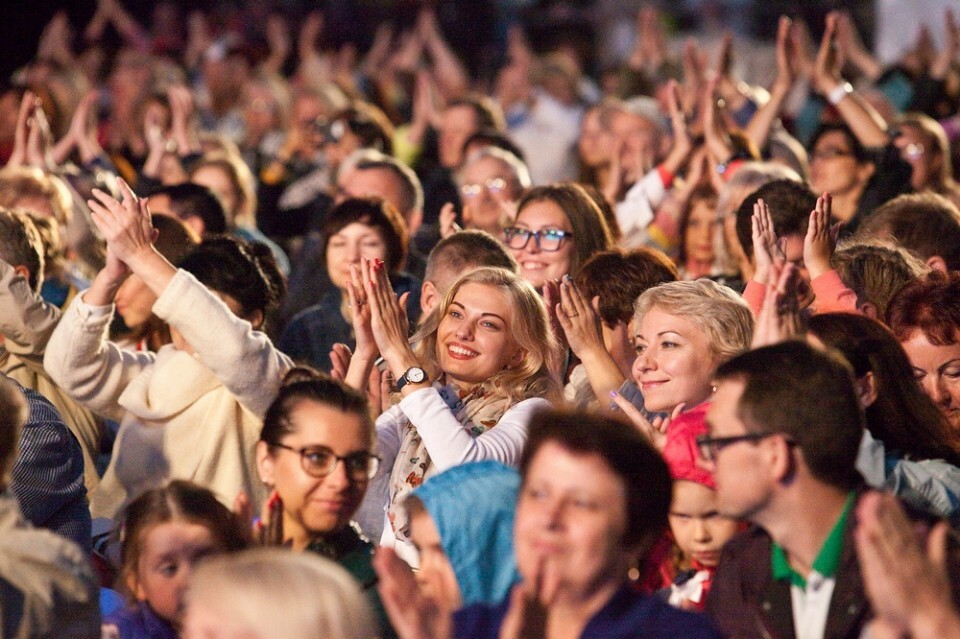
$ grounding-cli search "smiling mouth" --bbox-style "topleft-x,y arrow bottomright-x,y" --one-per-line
447,344 -> 479,359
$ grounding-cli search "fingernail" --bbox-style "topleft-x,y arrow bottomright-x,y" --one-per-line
609,390 -> 618,398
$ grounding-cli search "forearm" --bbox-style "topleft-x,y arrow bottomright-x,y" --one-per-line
577,347 -> 628,407
399,390 -> 543,468
834,90 -> 890,148
745,84 -> 789,151
0,260 -> 61,356
43,296 -> 151,421
152,269 -> 294,417
124,246 -> 177,299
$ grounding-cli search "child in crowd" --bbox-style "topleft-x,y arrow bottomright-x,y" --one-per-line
659,403 -> 740,611
102,481 -> 249,639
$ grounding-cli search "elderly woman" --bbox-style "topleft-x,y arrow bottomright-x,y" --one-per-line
454,147 -> 530,239
887,271 -> 960,432
375,409 -> 723,639
279,197 -> 420,372
612,279 -> 754,446
349,264 -> 558,566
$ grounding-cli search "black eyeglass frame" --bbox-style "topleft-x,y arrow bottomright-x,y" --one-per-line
696,433 -> 794,463
503,227 -> 574,252
269,442 -> 381,480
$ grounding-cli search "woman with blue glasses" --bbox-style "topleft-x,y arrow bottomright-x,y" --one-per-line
504,183 -> 614,293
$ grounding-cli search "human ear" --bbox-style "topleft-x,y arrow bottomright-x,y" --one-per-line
246,309 -> 265,330
256,440 -> 276,487
855,371 -> 878,409
421,280 -> 440,315
926,255 -> 948,273
858,302 -> 877,319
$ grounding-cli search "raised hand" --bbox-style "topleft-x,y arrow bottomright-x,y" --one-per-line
167,85 -> 200,157
438,202 -> 460,239
348,263 -> 377,361
702,75 -> 735,170
803,193 -> 839,280
751,260 -> 803,348
662,79 -> 694,177
329,343 -> 352,381
363,258 -> 413,371
499,557 -> 561,639
750,198 -> 783,285
773,16 -> 798,94
854,492 -> 959,638
609,395 -> 683,450
813,12 -> 844,95
555,275 -> 605,360
87,177 -> 155,265
253,489 -> 284,546
932,9 -> 960,80
375,547 -> 452,639
6,91 -> 38,170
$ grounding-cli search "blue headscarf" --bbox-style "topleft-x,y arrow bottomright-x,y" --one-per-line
412,461 -> 521,606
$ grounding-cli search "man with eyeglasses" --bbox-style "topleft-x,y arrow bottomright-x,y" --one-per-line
702,341 -> 875,639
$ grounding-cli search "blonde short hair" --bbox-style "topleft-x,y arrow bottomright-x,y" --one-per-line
186,548 -> 376,639
633,279 -> 754,364
414,267 -> 559,404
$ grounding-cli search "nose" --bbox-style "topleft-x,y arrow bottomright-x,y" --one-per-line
325,457 -> 352,488
455,320 -> 474,341
633,349 -> 655,378
525,233 -> 541,254
692,518 -> 712,543
345,242 -> 360,262
928,377 -> 952,408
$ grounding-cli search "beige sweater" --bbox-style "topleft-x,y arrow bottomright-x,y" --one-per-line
0,260 -> 103,494
45,269 -> 293,518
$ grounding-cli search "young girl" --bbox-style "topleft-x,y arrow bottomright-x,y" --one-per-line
660,403 -> 740,611
102,481 -> 249,638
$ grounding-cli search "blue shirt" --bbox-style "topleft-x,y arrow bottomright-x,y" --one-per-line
454,585 -> 724,639
104,601 -> 178,639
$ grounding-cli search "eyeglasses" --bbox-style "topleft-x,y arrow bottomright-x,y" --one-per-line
503,227 -> 573,252
810,147 -> 855,162
269,443 -> 380,480
902,142 -> 925,161
460,178 -> 508,199
695,433 -> 793,463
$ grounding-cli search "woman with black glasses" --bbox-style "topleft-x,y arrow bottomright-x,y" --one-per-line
504,183 -> 614,293
255,367 -> 397,638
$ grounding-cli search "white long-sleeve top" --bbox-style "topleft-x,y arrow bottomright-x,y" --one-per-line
44,269 -> 293,517
366,387 -> 551,565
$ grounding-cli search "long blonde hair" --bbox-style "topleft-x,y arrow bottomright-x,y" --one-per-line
413,267 -> 559,404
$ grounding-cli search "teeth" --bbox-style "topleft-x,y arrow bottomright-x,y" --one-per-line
449,345 -> 478,357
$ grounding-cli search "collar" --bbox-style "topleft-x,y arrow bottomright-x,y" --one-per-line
304,523 -> 368,560
771,491 -> 856,588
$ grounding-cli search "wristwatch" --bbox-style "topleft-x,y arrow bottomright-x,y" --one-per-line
396,366 -> 428,391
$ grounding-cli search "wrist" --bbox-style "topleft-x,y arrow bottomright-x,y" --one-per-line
826,81 -> 853,106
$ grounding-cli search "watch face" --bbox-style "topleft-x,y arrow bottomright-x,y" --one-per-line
407,367 -> 426,383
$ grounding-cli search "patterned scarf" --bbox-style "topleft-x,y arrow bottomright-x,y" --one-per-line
386,382 -> 511,542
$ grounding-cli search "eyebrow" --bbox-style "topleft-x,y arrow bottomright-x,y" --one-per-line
635,330 -> 684,341
938,359 -> 960,373
449,301 -> 508,324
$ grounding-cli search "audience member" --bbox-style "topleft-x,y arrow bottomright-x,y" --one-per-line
103,480 -> 248,638
0,374 -> 99,637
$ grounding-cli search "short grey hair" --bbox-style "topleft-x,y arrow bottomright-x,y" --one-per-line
340,149 -> 424,216
633,279 -> 754,364
458,147 -> 532,198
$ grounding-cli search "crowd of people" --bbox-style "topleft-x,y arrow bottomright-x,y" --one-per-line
3,0 -> 960,637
